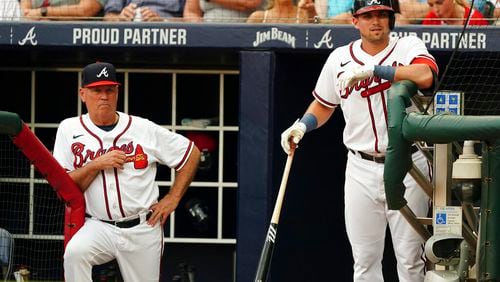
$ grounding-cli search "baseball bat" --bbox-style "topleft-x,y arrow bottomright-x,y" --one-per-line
254,146 -> 296,282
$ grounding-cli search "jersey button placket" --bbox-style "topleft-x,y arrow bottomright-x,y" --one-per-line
108,183 -> 118,211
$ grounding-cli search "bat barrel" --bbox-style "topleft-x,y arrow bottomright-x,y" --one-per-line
254,224 -> 278,282
254,150 -> 295,281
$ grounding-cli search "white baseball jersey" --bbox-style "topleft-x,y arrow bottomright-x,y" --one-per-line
311,36 -> 436,282
314,36 -> 438,154
53,111 -> 194,220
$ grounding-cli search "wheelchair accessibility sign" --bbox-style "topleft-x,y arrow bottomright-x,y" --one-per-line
436,213 -> 447,224
434,206 -> 462,235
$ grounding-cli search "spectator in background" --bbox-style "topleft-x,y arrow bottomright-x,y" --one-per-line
463,0 -> 495,21
389,0 -> 493,24
104,0 -> 185,21
318,0 -> 354,23
422,0 -> 488,25
21,0 -> 105,19
247,0 -> 313,23
302,0 -> 353,23
300,0 -> 410,24
183,0 -> 262,22
398,0 -> 429,23
494,0 -> 500,24
0,0 -> 21,20
486,0 -> 499,24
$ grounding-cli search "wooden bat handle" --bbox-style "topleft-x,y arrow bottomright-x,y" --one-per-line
270,148 -> 295,224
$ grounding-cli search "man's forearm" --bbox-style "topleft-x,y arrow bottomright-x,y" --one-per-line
103,12 -> 122,21
305,100 -> 335,129
167,147 -> 201,201
68,162 -> 101,192
394,64 -> 434,90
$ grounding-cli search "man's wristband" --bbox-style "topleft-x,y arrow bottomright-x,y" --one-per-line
40,6 -> 48,17
373,65 -> 396,81
300,113 -> 317,133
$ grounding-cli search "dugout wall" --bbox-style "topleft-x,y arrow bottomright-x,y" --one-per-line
0,22 -> 499,282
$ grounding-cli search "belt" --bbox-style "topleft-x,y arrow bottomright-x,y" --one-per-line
349,145 -> 419,164
85,212 -> 152,228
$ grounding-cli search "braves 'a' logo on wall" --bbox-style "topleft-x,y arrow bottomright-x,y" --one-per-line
314,30 -> 334,49
18,26 -> 38,46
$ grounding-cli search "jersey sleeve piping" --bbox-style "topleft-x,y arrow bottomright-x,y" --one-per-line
313,90 -> 338,109
174,141 -> 194,171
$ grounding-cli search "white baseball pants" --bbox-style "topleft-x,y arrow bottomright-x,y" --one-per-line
344,151 -> 430,282
64,217 -> 163,282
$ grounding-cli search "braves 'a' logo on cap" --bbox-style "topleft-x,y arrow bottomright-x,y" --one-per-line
97,67 -> 109,78
367,0 -> 381,4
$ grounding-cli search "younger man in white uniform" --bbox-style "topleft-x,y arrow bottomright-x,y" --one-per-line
281,0 -> 439,281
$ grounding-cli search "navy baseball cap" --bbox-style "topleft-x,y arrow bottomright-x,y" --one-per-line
82,62 -> 120,88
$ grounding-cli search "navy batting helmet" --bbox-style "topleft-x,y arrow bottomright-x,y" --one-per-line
353,0 -> 396,29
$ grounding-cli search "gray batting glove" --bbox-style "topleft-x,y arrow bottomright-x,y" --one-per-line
338,65 -> 374,90
281,119 -> 306,154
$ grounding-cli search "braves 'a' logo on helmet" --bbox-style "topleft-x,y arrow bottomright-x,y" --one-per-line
353,0 -> 393,15
352,0 -> 396,29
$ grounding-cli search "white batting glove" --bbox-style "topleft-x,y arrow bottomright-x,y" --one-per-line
280,119 -> 307,154
338,65 -> 375,90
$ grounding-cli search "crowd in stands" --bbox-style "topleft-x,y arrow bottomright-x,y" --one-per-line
104,0 -> 184,21
0,0 -> 498,24
247,0 -> 312,23
184,0 -> 261,22
422,0 -> 489,25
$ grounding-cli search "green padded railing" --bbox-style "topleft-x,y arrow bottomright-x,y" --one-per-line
385,81 -> 500,210
384,80 -> 417,210
0,111 -> 23,136
478,139 -> 500,281
385,81 -> 500,280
